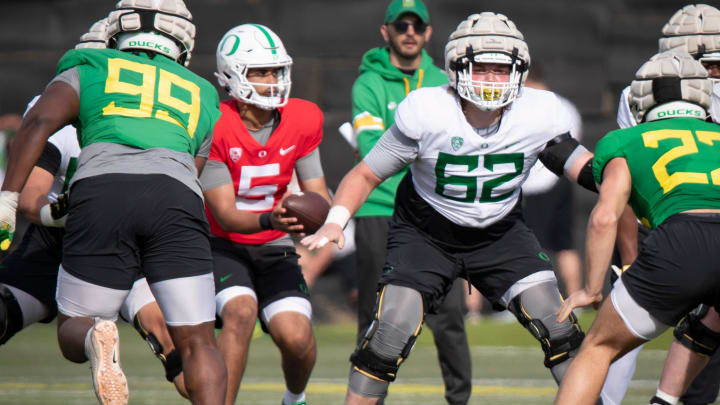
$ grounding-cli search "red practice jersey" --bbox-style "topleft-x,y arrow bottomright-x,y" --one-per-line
207,98 -> 324,245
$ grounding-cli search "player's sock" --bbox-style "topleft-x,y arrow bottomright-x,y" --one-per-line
283,389 -> 306,405
649,388 -> 679,405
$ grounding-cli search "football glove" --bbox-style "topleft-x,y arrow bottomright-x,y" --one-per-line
0,191 -> 19,251
40,193 -> 69,228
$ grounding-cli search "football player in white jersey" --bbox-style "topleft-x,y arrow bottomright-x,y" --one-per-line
606,5 -> 720,405
302,13 -> 602,405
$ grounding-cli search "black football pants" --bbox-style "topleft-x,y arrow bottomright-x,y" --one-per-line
355,216 -> 472,405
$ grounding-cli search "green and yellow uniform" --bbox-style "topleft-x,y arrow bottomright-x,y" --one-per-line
57,48 -> 220,155
593,117 -> 720,229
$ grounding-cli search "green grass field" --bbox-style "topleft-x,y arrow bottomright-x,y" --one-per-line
0,312 -> 676,405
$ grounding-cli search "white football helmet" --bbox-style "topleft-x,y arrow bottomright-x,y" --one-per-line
445,12 -> 530,111
659,4 -> 720,82
629,50 -> 711,123
106,0 -> 195,66
75,18 -> 110,50
215,24 -> 293,110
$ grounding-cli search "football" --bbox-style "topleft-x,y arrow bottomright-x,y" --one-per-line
281,191 -> 330,234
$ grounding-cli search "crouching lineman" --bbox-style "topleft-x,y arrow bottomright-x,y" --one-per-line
302,13 -> 605,404
199,24 -> 329,405
0,99 -> 190,401
0,19 -> 190,403
554,50 -> 720,405
0,0 -> 227,404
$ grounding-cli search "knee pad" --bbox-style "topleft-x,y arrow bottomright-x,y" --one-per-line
674,305 -> 720,357
133,315 -> 183,382
0,284 -> 23,345
508,282 -> 585,368
350,284 -> 424,384
162,350 -> 183,382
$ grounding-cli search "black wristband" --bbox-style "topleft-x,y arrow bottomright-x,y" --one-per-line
259,212 -> 273,230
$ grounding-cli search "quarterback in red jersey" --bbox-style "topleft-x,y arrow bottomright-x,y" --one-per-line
199,24 -> 330,405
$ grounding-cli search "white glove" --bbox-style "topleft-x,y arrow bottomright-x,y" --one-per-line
0,191 -> 19,251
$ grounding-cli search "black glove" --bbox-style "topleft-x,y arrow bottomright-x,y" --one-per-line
50,193 -> 69,220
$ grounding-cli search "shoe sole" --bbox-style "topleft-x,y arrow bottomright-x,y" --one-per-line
89,320 -> 129,405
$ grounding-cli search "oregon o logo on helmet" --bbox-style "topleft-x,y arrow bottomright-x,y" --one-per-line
129,40 -> 171,55
220,34 -> 241,56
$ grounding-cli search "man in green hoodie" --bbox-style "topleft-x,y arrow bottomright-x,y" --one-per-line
350,1 -> 471,404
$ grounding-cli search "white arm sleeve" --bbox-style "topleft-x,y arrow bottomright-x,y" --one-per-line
363,124 -> 418,180
295,149 -> 325,181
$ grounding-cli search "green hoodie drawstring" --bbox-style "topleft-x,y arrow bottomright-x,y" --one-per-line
402,69 -> 425,96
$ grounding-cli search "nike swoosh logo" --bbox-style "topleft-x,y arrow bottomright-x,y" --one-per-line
220,274 -> 232,283
503,140 -> 522,149
279,145 -> 296,155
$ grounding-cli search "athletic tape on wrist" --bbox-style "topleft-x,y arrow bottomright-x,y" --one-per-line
325,205 -> 351,229
40,204 -> 66,227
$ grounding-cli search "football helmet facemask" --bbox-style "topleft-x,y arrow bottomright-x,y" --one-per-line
445,12 -> 530,111
215,24 -> 293,110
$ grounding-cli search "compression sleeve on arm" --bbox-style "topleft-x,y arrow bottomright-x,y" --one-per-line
539,133 -> 597,192
577,158 -> 598,193
36,142 -> 62,176
198,160 -> 232,191
196,131 -> 214,158
295,149 -> 325,181
48,67 -> 80,97
363,124 -> 418,180
539,133 -> 585,175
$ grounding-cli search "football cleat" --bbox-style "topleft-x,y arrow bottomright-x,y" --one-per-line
88,320 -> 129,405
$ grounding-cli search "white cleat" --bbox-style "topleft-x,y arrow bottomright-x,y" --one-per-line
88,320 -> 129,405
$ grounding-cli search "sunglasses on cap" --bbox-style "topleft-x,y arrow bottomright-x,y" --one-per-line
389,20 -> 427,34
